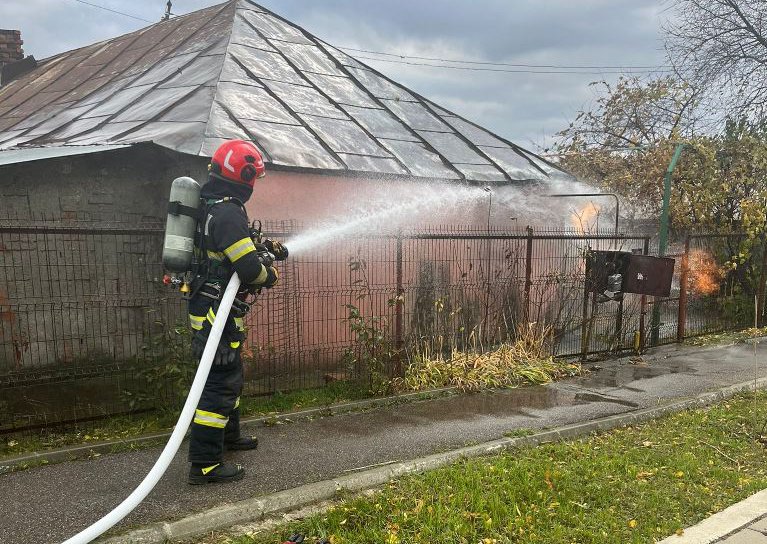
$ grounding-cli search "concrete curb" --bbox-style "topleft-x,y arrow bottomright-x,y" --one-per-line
99,376 -> 767,543
0,387 -> 458,472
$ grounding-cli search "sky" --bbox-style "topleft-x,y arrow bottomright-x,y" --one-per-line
0,0 -> 670,151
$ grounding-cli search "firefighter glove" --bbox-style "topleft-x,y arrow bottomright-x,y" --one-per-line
230,297 -> 251,318
213,342 -> 238,366
191,330 -> 238,365
262,266 -> 279,288
264,239 -> 289,261
255,249 -> 274,268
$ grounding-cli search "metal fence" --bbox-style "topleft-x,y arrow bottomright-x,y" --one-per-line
0,217 -> 762,435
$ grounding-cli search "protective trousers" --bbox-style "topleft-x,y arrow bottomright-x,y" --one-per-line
188,350 -> 244,464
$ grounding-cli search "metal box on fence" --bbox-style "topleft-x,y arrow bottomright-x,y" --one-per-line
588,250 -> 675,299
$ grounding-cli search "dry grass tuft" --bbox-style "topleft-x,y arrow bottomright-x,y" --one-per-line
394,323 -> 581,392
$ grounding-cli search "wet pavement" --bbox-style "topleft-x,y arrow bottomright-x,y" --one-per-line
4,341 -> 767,544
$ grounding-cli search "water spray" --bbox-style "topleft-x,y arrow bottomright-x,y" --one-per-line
282,178 -> 608,257
61,273 -> 242,544
284,183 -> 494,256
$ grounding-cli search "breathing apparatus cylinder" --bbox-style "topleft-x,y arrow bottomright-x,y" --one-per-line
162,176 -> 201,273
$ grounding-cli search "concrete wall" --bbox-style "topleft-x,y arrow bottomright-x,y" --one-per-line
0,145 -> 208,372
0,144 -> 207,222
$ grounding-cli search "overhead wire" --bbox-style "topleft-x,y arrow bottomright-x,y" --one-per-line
69,0 -> 154,23
351,54 -> 671,75
338,45 -> 672,71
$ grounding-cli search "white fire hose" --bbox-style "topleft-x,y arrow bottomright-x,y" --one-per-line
61,273 -> 242,544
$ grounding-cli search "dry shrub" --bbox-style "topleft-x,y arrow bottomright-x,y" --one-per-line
394,322 -> 581,392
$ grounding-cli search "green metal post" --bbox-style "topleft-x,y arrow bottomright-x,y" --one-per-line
658,144 -> 685,257
651,143 -> 685,345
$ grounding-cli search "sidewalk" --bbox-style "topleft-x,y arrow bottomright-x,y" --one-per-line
4,341 -> 767,544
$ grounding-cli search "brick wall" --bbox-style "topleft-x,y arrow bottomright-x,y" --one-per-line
0,30 -> 23,66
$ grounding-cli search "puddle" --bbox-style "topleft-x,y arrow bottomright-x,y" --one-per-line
332,385 -> 641,437
575,360 -> 696,389
573,392 -> 638,407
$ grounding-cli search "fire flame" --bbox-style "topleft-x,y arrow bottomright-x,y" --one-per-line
571,202 -> 601,234
687,249 -> 723,295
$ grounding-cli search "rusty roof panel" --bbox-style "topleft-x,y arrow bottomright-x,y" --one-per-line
59,75 -> 115,104
0,0 -> 574,184
8,90 -> 69,119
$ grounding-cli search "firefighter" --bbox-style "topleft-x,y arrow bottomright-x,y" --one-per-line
187,139 -> 288,485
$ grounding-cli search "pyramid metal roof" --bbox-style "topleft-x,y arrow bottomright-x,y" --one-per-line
0,0 -> 572,183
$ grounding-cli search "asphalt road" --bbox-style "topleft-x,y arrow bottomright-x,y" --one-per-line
4,341 -> 767,544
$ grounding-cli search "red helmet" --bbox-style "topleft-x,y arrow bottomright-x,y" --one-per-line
209,140 -> 266,186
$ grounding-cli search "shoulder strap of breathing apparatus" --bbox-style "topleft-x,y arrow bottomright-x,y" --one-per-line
188,197 -> 246,300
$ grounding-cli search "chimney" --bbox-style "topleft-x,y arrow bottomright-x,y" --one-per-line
0,30 -> 35,86
0,30 -> 24,67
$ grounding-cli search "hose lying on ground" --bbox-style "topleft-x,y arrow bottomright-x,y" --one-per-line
61,273 -> 243,544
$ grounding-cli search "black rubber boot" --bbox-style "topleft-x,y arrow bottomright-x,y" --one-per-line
188,462 -> 245,485
224,436 -> 258,451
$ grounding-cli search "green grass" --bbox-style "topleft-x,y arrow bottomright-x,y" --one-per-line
0,381 -> 369,458
213,392 -> 767,544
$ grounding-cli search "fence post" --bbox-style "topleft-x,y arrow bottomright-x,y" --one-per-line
580,251 -> 591,361
638,237 -> 650,352
524,226 -> 533,322
394,231 -> 404,377
757,235 -> 767,328
676,236 -> 691,342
